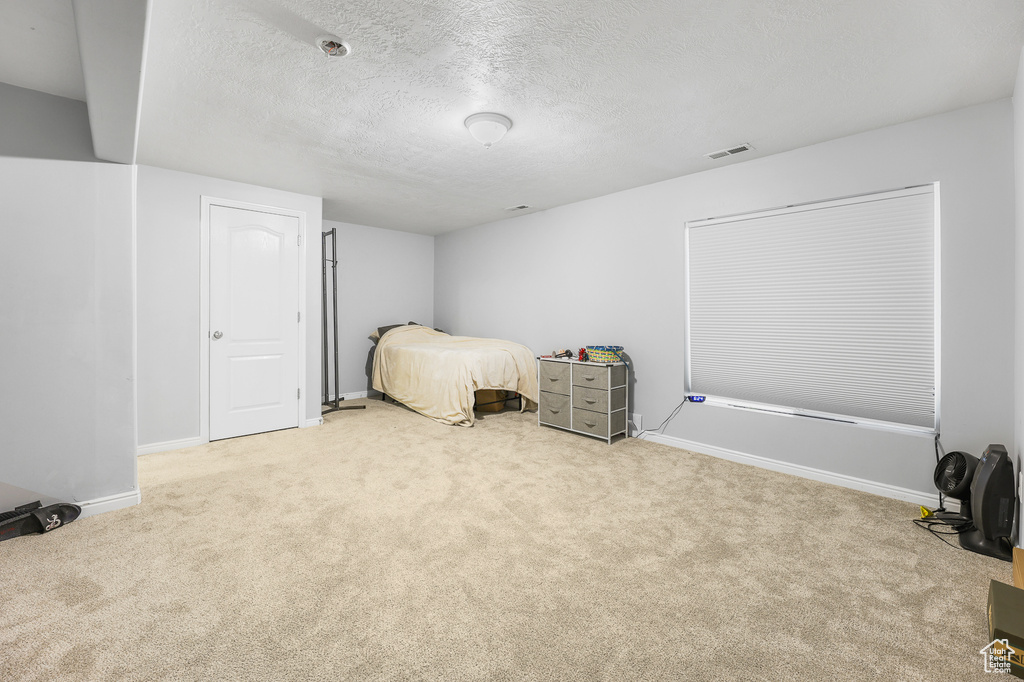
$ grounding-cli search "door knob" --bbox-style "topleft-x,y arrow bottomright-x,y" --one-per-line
212,331 -> 223,340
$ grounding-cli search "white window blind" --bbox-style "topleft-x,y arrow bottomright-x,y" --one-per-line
685,185 -> 938,432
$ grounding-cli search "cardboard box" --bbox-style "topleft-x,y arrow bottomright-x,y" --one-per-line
474,390 -> 507,413
988,580 -> 1024,679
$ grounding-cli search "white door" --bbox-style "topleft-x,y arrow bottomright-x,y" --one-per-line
209,205 -> 300,440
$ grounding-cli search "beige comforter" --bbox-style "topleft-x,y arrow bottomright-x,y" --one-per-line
371,325 -> 538,426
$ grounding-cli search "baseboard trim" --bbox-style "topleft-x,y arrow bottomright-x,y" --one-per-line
77,489 -> 141,518
326,391 -> 372,401
138,411 -> 337,445
137,436 -> 204,456
639,432 -> 941,508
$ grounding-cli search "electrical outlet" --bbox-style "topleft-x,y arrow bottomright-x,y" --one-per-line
630,413 -> 642,435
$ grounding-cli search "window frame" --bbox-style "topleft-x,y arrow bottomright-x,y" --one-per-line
682,184 -> 941,436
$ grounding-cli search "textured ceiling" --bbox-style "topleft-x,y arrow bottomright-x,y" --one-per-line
136,0 -> 1024,235
0,0 -> 86,101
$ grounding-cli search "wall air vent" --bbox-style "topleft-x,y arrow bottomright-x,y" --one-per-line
705,143 -> 754,160
505,205 -> 531,211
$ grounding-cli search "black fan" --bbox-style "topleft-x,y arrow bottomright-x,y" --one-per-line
929,445 -> 1016,562
960,445 -> 1016,561
934,450 -> 979,518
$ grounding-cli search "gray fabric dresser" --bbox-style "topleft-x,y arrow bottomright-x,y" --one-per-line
537,358 -> 628,444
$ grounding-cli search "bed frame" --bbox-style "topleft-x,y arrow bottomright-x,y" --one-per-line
381,391 -> 522,411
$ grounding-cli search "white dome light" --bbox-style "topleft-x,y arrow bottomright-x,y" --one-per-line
464,112 -> 512,148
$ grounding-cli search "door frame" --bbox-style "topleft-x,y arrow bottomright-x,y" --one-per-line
198,196 -> 308,444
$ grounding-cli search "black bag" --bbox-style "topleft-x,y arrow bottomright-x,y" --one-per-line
0,500 -> 81,542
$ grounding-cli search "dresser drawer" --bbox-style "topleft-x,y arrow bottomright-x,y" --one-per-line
539,361 -> 571,395
572,385 -> 627,413
572,408 -> 607,437
539,391 -> 571,428
572,363 -> 608,389
573,385 -> 607,412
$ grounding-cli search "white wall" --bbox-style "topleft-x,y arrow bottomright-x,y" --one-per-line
0,82 -> 97,163
136,165 -> 323,448
435,99 -> 1016,500
0,156 -> 136,511
321,219 -> 434,398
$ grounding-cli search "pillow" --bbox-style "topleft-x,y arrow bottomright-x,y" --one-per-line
409,321 -> 449,334
371,323 -> 406,341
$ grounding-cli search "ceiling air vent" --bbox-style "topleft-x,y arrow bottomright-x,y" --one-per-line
505,205 -> 531,211
705,143 -> 754,160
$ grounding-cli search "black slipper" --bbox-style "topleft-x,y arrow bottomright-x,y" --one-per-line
0,500 -> 81,542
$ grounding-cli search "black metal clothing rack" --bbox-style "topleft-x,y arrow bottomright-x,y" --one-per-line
322,228 -> 365,414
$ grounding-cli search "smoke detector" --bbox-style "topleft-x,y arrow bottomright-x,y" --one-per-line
317,35 -> 351,57
705,143 -> 754,160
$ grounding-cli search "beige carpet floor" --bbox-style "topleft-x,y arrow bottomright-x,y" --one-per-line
0,398 -> 1014,681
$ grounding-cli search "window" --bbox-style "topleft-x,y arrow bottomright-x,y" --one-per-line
684,185 -> 938,433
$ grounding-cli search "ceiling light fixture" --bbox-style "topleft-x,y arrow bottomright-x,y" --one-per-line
317,35 -> 351,57
465,113 -> 512,148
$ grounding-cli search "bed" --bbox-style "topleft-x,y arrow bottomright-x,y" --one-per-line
371,325 -> 538,426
